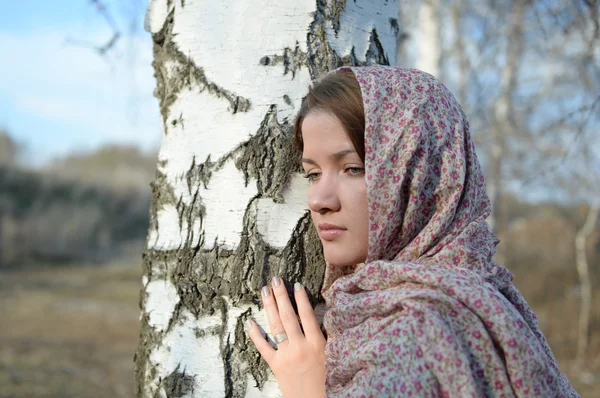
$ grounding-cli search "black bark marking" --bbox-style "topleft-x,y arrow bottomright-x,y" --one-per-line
306,6 -> 346,79
389,17 -> 400,36
148,169 -> 177,246
150,9 -> 251,133
163,366 -> 195,398
235,106 -> 301,202
306,1 -> 391,79
258,55 -> 271,66
259,42 -> 309,78
223,335 -> 235,397
365,28 -> 390,66
326,0 -> 348,35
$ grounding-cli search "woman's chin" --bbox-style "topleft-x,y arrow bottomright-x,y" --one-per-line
324,252 -> 365,268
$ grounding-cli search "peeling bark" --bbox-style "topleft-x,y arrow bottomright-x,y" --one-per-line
135,1 -> 400,397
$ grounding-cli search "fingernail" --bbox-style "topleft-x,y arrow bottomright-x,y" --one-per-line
272,276 -> 281,288
261,286 -> 270,297
246,319 -> 253,330
294,282 -> 303,291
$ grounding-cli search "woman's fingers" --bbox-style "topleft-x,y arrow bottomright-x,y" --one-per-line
271,277 -> 303,338
247,319 -> 275,364
261,284 -> 289,347
294,282 -> 325,343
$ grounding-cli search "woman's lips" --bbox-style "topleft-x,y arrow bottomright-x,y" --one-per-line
318,223 -> 347,241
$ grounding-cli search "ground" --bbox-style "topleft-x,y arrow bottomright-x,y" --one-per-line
0,263 -> 597,397
0,263 -> 141,398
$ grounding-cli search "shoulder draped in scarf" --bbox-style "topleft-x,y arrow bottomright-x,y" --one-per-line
321,66 -> 578,397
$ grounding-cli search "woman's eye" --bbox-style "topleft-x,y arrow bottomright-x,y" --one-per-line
303,172 -> 321,182
346,167 -> 365,177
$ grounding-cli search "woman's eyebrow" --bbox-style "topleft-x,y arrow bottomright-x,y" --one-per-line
331,149 -> 357,160
302,149 -> 357,165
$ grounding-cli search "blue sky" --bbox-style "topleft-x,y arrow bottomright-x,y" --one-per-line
0,1 -> 160,165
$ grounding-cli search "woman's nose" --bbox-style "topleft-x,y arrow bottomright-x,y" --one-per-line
308,176 -> 341,214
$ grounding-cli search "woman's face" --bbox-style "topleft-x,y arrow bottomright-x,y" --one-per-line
301,110 -> 369,267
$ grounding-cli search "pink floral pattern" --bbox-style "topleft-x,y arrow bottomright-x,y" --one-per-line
321,66 -> 578,397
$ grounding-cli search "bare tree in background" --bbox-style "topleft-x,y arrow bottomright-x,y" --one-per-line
487,1 -> 526,251
520,0 -> 600,373
451,0 -> 468,107
573,0 -> 600,373
445,1 -> 600,379
575,195 -> 599,370
395,0 -> 443,78
134,1 -> 401,397
75,0 -> 147,56
0,130 -> 18,166
548,94 -> 600,373
416,0 -> 443,78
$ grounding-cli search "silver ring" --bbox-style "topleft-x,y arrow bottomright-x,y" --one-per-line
274,332 -> 288,344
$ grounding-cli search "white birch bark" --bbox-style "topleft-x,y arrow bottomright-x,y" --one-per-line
487,0 -> 525,242
135,1 -> 400,397
395,1 -> 441,78
451,0 -> 468,107
575,196 -> 600,369
415,0 -> 442,78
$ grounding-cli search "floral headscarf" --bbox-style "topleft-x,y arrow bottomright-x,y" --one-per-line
322,66 -> 578,397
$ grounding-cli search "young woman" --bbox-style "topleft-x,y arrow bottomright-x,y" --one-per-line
247,66 -> 579,397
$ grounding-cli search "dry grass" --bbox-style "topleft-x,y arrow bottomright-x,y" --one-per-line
0,263 -> 142,398
512,266 -> 600,398
0,261 -> 597,397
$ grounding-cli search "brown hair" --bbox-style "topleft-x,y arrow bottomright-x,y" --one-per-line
294,70 -> 365,162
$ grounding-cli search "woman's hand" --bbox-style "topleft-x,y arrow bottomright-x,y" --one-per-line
247,277 -> 326,398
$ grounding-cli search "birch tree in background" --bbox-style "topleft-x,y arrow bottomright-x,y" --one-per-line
403,0 -> 600,379
414,0 -> 442,79
486,0 -> 526,264
572,0 -> 600,372
395,0 -> 442,78
134,1 -> 400,397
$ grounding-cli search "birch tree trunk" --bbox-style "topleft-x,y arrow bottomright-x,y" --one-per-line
575,196 -> 600,370
451,0 -> 468,107
487,0 -> 525,263
415,0 -> 442,79
395,0 -> 441,78
135,1 -> 399,397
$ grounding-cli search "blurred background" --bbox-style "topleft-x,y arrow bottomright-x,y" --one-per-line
0,1 -> 598,397
0,1 -> 159,397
